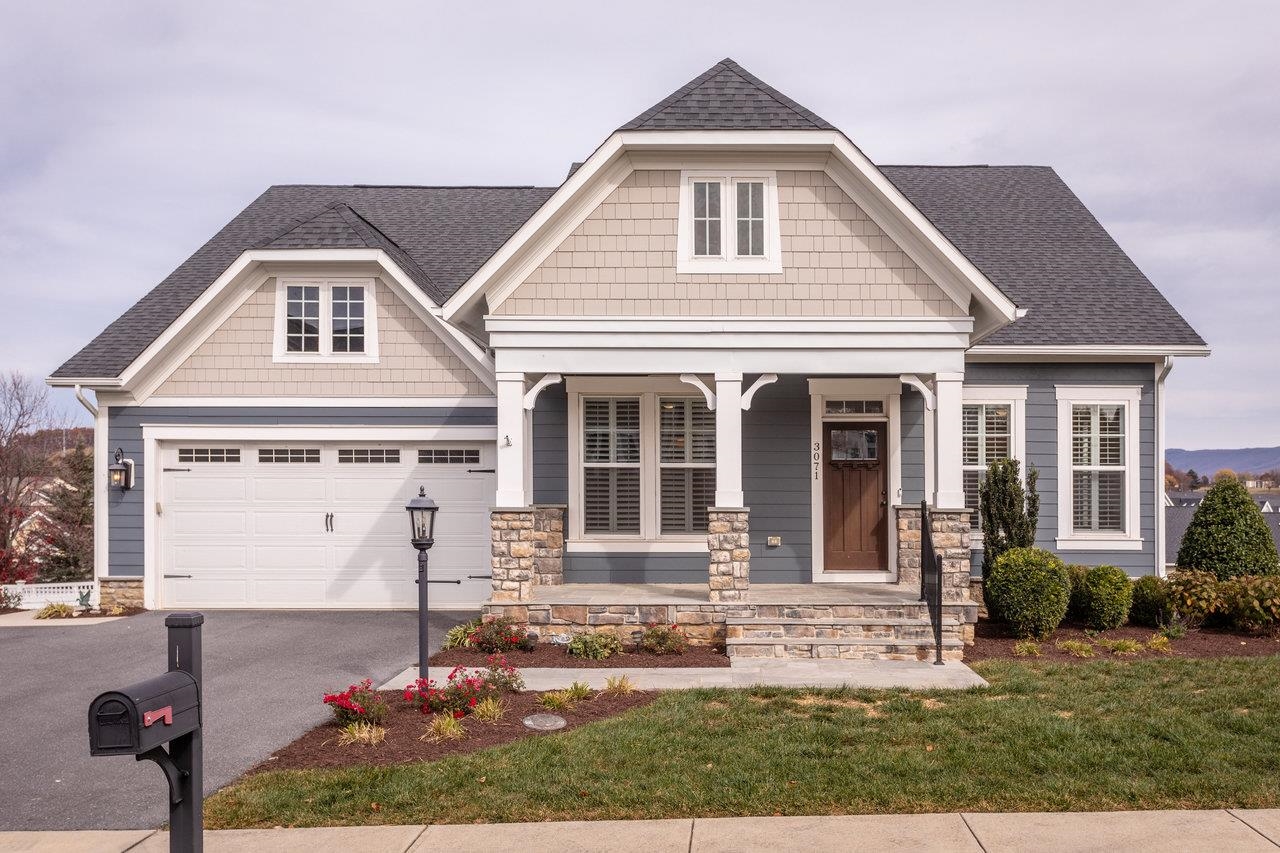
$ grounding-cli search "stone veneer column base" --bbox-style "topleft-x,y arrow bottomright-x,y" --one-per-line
98,578 -> 144,610
708,508 -> 750,602
490,508 -> 535,602
897,506 -> 972,603
531,505 -> 565,586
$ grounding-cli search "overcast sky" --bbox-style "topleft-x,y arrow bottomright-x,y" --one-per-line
1,1 -> 1275,450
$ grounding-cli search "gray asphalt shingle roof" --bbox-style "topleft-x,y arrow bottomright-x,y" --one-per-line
51,62 -> 1204,380
881,165 -> 1204,348
620,58 -> 834,131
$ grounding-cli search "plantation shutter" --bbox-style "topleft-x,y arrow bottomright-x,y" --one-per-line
658,398 -> 716,534
962,403 -> 1012,527
1071,403 -> 1126,532
582,398 -> 641,534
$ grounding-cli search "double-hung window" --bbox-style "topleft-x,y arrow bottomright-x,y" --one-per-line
274,278 -> 379,362
961,387 -> 1027,534
1055,386 -> 1142,550
677,171 -> 780,273
572,382 -> 718,544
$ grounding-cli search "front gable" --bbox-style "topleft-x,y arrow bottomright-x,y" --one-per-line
493,169 -> 966,319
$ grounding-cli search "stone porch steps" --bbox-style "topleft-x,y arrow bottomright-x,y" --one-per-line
725,615 -> 968,662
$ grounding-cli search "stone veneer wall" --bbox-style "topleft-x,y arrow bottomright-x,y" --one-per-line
532,505 -> 565,586
896,505 -> 972,602
99,578 -> 144,610
489,508 -> 535,602
708,508 -> 750,601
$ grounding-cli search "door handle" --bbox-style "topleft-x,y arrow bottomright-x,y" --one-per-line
329,512 -> 335,533
324,512 -> 333,532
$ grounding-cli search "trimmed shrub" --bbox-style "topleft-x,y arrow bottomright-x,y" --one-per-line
978,458 -> 1040,573
984,547 -> 1070,639
1078,565 -> 1134,630
1219,574 -> 1280,633
1166,569 -> 1224,627
1175,475 -> 1280,578
1130,576 -> 1171,627
1065,564 -> 1090,621
468,616 -> 536,653
641,623 -> 689,655
567,632 -> 622,660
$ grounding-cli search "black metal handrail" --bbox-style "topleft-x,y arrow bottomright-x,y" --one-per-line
918,499 -> 945,665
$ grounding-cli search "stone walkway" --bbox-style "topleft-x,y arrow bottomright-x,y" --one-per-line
382,658 -> 987,691
5,809 -> 1280,851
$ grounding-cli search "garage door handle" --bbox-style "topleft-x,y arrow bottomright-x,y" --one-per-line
163,574 -> 192,579
324,512 -> 333,532
467,468 -> 495,473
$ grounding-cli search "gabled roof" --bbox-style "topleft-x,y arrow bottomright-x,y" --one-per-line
883,166 -> 1206,348
620,58 -> 834,131
52,185 -> 555,379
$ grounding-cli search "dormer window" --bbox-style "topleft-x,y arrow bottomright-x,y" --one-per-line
273,278 -> 379,362
677,170 -> 781,274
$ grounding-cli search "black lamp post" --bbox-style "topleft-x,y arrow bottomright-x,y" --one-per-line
405,487 -> 438,682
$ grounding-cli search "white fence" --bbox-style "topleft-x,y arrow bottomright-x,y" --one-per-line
1,581 -> 98,610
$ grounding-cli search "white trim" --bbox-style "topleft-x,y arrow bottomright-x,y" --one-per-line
808,378 -> 901,581
485,317 -> 976,334
566,540 -> 709,555
271,277 -> 380,363
93,401 -> 110,582
1154,358 -> 1173,577
139,424 -> 497,442
968,344 -> 1211,360
675,170 -> 782,274
522,374 -> 563,411
136,396 -> 497,408
1054,385 -> 1143,550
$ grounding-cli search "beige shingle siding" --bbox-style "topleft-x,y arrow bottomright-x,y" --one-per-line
154,278 -> 489,397
494,170 -> 962,318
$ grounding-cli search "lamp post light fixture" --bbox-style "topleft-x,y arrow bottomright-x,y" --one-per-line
107,448 -> 135,492
405,487 -> 439,681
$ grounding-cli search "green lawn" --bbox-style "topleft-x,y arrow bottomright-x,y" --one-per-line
207,657 -> 1280,827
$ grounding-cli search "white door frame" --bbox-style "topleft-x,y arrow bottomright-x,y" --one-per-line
141,423 -> 496,609
808,379 -> 902,582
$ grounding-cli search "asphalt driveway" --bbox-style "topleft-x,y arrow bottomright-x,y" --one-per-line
0,609 -> 475,830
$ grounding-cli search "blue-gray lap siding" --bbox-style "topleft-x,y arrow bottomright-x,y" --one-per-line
965,363 -> 1159,577
532,377 -> 930,584
103,406 -> 496,577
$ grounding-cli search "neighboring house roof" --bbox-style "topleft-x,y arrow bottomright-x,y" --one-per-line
1165,505 -> 1280,565
619,57 -> 834,131
882,166 -> 1205,349
51,60 -> 1205,380
52,185 -> 556,379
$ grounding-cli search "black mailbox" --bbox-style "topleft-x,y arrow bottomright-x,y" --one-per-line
88,670 -> 200,756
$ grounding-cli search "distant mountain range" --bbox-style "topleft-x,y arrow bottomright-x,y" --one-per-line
1166,447 -> 1280,476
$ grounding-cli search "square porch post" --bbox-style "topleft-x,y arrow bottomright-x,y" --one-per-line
933,372 -> 966,510
491,373 -> 535,603
495,372 -> 527,507
709,372 -> 749,601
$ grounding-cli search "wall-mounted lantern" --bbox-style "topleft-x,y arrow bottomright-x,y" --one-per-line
108,448 -> 135,492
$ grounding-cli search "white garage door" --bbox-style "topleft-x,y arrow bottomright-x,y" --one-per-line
159,441 -> 495,609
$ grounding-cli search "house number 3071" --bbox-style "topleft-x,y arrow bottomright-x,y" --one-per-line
813,441 -> 821,480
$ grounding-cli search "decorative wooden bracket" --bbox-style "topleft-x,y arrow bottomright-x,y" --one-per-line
741,374 -> 778,410
679,373 -> 717,411
523,373 -> 563,410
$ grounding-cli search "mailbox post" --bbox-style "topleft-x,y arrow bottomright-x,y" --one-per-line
88,612 -> 205,853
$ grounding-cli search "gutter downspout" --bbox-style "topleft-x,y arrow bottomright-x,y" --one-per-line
1155,358 -> 1174,577
74,384 -> 98,418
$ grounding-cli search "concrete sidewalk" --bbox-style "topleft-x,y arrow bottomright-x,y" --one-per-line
382,658 -> 988,691
5,809 -> 1280,852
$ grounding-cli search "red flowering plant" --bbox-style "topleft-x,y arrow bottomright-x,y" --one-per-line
322,678 -> 388,725
403,655 -> 525,718
641,622 -> 688,655
467,615 -> 536,653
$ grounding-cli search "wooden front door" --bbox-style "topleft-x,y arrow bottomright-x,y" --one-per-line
823,422 -> 888,571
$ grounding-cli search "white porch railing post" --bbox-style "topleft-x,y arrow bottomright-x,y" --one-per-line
933,372 -> 966,510
713,372 -> 744,507
495,372 -> 528,507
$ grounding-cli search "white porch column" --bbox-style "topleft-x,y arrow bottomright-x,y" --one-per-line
933,372 -> 966,510
713,372 -> 744,508
495,372 -> 528,506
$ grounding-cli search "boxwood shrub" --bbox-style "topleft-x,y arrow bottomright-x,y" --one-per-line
984,547 -> 1070,639
1078,565 -> 1133,630
1065,563 -> 1090,621
1130,575 -> 1171,627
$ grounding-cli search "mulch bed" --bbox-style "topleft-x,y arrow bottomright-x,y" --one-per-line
251,689 -> 658,773
967,617 -> 1280,663
429,643 -> 729,669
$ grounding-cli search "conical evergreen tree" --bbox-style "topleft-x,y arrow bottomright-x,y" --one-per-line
1176,474 -> 1279,578
978,458 -> 1040,575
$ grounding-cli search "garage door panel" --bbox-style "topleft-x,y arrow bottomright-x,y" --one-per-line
170,510 -> 248,536
255,478 -> 327,503
161,440 -> 495,609
171,478 -> 246,502
253,512 -> 328,537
